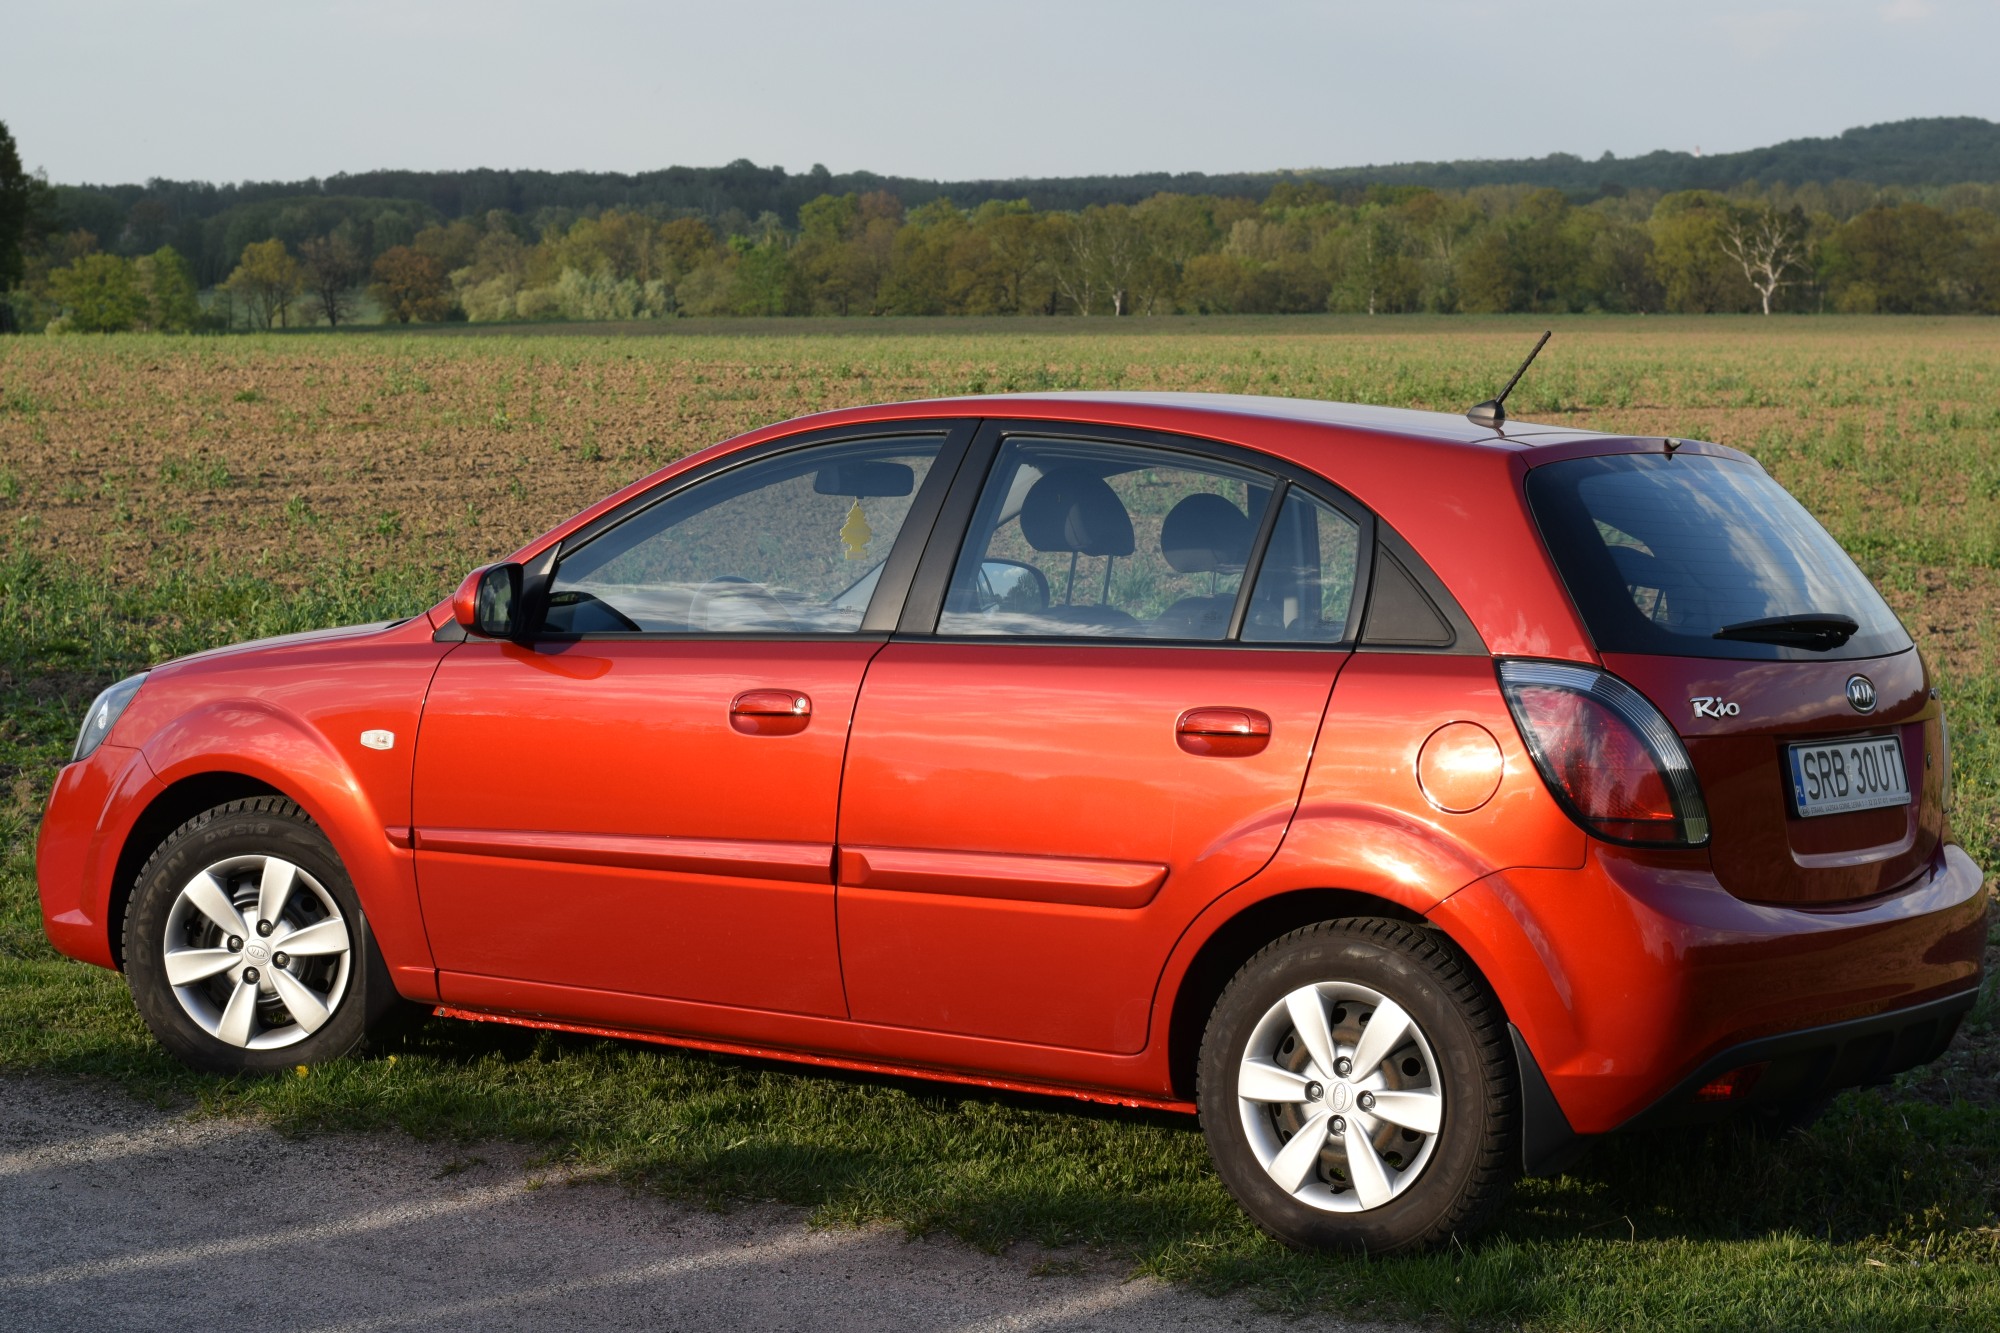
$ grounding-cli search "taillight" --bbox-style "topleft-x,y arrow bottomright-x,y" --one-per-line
1498,660 -> 1710,847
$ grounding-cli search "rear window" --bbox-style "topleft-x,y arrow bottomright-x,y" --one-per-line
1525,453 -> 1910,662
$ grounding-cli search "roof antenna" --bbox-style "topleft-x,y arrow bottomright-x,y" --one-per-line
1466,330 -> 1551,428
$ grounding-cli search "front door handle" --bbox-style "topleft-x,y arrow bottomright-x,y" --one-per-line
731,689 -> 812,736
1176,707 -> 1271,757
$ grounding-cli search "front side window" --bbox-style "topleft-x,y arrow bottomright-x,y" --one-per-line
544,436 -> 943,634
938,437 -> 1277,640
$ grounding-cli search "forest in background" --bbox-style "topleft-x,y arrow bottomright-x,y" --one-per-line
8,116 -> 2000,330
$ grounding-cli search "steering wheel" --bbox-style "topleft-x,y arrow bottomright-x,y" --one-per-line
692,575 -> 796,632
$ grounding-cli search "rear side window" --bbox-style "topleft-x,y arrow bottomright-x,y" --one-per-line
1526,453 -> 1910,661
1240,490 -> 1362,643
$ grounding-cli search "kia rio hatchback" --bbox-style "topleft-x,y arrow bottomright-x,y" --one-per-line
38,394 -> 1987,1254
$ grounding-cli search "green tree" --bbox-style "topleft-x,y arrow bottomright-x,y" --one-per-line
134,246 -> 200,331
47,252 -> 143,332
879,198 -> 964,314
223,238 -> 305,329
1574,211 -> 1659,312
369,245 -> 452,322
1325,208 -> 1421,314
1649,192 -> 1754,312
658,217 -> 719,278
1825,204 -> 1961,313
1464,188 -> 1584,312
1964,228 -> 2000,313
729,234 -> 797,315
299,234 -> 365,327
0,120 -> 27,307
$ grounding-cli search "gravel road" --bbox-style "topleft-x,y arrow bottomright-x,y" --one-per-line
0,1074 -> 1401,1333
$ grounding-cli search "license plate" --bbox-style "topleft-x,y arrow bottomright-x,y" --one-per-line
1786,734 -> 1910,818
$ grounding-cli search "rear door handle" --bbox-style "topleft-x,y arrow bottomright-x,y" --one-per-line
730,689 -> 812,736
1177,707 -> 1272,757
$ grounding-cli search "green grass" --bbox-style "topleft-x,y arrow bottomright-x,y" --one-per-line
1,320 -> 1997,1330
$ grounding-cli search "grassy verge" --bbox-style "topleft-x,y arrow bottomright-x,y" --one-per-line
2,322 -> 1997,1330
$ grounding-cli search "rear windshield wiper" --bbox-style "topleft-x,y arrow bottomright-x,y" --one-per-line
1712,612 -> 1859,650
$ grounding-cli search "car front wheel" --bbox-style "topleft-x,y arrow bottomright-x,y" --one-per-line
123,796 -> 404,1072
1197,918 -> 1516,1253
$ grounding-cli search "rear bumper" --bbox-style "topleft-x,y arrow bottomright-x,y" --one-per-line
1620,986 -> 1975,1129
1435,839 -> 1989,1139
1514,985 -> 1976,1174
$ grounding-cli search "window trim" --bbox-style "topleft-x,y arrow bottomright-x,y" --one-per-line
895,419 -> 1380,649
526,419 -> 981,644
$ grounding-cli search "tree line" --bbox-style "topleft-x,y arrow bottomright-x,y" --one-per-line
10,120 -> 2000,331
31,116 -> 2000,287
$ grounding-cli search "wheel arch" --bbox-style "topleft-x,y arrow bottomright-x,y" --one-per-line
112,700 -> 438,1001
1165,886 -> 1483,1103
106,771 -> 287,969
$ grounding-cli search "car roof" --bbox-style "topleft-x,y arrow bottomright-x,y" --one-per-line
899,391 -> 1580,449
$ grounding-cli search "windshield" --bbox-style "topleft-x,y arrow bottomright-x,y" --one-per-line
1525,453 -> 1910,662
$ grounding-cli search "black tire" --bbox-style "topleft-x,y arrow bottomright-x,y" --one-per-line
1196,918 -> 1516,1254
122,797 -> 406,1074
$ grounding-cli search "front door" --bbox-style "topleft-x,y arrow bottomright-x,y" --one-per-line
835,427 -> 1368,1052
413,428 -> 958,1017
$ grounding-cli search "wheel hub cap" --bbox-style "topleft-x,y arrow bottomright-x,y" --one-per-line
1234,980 -> 1445,1213
160,854 -> 353,1051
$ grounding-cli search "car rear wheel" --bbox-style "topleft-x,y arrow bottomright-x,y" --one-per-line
123,797 -> 405,1073
1197,918 -> 1516,1253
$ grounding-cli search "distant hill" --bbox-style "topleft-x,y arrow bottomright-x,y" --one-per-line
1291,116 -> 2000,195
69,116 -> 2000,225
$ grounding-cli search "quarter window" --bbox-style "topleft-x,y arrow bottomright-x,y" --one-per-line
545,436 -> 943,634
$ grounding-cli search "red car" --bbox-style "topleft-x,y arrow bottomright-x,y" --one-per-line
38,392 -> 1987,1253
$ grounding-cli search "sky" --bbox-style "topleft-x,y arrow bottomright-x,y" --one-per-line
8,0 -> 2000,186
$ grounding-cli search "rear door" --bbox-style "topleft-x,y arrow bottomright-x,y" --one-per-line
1526,449 -> 1943,904
834,423 -> 1368,1053
412,424 -> 967,1016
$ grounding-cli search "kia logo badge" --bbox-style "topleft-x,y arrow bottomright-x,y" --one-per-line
1845,675 -> 1877,713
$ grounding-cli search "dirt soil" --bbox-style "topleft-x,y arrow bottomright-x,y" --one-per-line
0,1072 -> 1395,1333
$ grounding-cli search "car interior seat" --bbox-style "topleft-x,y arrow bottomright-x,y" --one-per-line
1017,468 -> 1139,630
1151,493 -> 1253,638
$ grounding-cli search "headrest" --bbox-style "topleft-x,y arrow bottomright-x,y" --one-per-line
1160,493 -> 1253,573
1019,469 -> 1134,557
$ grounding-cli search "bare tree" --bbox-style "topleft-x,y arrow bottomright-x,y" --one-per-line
1052,205 -> 1152,316
1050,215 -> 1101,316
1088,205 -> 1147,316
1720,207 -> 1809,315
299,234 -> 364,327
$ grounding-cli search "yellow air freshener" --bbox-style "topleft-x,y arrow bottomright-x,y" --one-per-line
840,499 -> 873,560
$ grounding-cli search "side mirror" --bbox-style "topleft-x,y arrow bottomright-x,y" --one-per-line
976,559 -> 1049,612
453,562 -> 523,638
